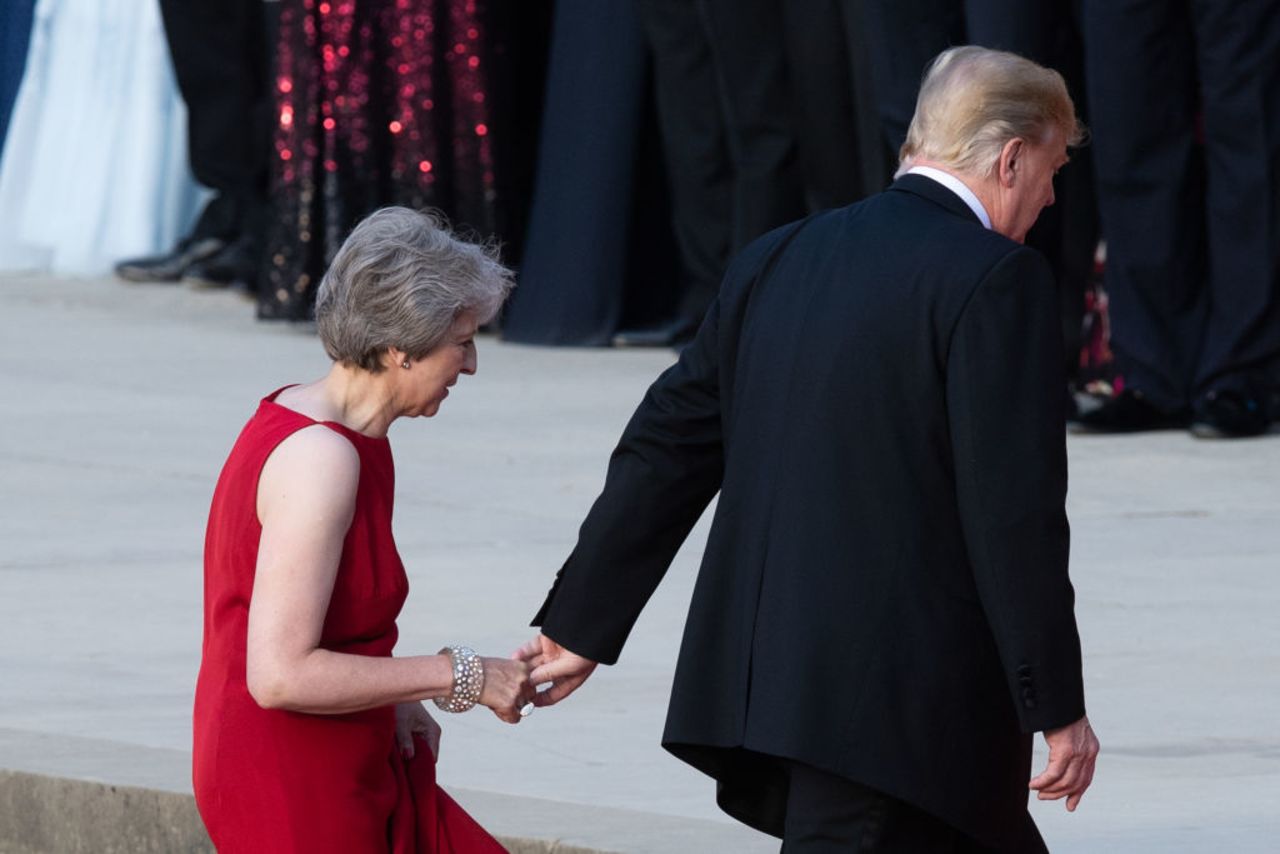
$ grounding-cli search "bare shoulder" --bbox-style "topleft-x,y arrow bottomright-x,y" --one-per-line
257,425 -> 361,522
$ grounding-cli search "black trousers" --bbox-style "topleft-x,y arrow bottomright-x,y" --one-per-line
856,0 -> 1098,381
1082,0 -> 1280,408
158,0 -> 271,243
780,761 -> 1002,853
779,1 -> 894,209
634,0 -> 806,319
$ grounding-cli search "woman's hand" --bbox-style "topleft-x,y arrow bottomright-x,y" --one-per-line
395,701 -> 441,761
478,658 -> 534,724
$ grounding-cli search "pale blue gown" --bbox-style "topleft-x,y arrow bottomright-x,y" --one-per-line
0,0 -> 206,276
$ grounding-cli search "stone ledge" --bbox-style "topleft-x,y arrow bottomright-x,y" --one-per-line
0,769 -> 613,854
0,770 -> 211,854
0,725 -> 774,852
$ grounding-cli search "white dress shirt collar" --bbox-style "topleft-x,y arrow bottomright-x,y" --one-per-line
905,165 -> 992,230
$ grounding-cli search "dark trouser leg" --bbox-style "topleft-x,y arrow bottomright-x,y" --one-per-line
779,0 -> 863,209
966,0 -> 1099,382
698,0 -> 807,252
840,0 -> 899,196
158,0 -> 270,243
855,0 -> 963,155
635,0 -> 733,319
1188,0 -> 1280,400
962,0 -> 1057,59
780,761 -> 980,853
1082,0 -> 1206,410
780,1 -> 891,209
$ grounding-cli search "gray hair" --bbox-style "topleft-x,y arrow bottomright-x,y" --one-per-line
315,207 -> 514,372
899,45 -> 1085,178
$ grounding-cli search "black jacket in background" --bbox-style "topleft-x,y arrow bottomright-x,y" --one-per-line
535,174 -> 1085,852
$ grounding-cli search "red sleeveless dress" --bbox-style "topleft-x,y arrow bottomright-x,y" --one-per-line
193,389 -> 504,853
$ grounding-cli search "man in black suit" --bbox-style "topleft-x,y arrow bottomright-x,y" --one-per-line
522,46 -> 1099,852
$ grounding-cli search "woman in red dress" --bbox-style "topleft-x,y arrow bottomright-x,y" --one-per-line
194,206 -> 527,852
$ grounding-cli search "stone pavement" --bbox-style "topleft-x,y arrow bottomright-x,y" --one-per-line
1,272 -> 1277,852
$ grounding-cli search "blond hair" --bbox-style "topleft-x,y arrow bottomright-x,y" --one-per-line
899,45 -> 1085,178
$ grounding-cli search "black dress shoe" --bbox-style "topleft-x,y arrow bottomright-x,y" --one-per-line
611,314 -> 701,349
1190,389 -> 1270,439
115,236 -> 226,283
182,237 -> 261,294
1069,389 -> 1190,434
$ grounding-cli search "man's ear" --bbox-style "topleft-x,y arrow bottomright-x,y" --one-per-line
998,137 -> 1025,188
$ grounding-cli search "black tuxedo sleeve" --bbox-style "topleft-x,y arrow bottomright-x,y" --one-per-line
531,297 -> 726,664
947,246 -> 1086,733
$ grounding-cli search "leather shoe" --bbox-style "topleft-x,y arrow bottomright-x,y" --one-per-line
1190,389 -> 1270,439
1069,389 -> 1190,434
611,315 -> 701,349
182,237 -> 261,294
115,236 -> 226,283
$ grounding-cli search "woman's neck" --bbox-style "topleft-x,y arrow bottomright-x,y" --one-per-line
299,363 -> 400,438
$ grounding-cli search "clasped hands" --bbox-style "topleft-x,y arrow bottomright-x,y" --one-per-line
404,633 -> 596,750
480,634 -> 598,723
396,636 -> 585,761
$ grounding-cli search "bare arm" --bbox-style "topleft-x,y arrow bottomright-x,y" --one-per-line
246,426 -> 531,720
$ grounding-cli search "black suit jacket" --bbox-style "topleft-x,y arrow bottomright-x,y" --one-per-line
534,174 -> 1085,852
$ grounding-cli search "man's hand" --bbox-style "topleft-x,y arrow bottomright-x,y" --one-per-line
513,634 -> 598,707
1029,715 -> 1099,811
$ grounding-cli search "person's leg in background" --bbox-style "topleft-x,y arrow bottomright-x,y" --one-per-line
780,0 -> 894,211
620,0 -> 734,347
855,0 -> 963,157
1074,0 -> 1207,432
117,0 -> 271,291
622,0 -> 807,347
698,0 -> 806,250
965,0 -> 1100,404
1184,0 -> 1280,437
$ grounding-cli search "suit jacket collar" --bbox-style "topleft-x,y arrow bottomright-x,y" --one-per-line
888,173 -> 985,228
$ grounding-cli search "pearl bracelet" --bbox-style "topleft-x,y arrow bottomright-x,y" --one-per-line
434,646 -> 484,713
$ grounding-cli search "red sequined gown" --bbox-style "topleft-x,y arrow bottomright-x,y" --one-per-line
261,0 -> 499,320
193,389 -> 505,852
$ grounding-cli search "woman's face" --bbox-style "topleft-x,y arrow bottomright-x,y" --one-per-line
399,311 -> 480,418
